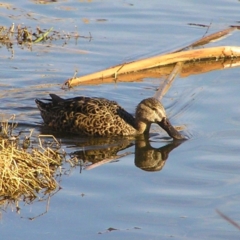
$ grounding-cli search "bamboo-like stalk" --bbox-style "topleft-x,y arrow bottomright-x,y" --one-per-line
65,46 -> 240,87
63,26 -> 240,87
154,62 -> 183,100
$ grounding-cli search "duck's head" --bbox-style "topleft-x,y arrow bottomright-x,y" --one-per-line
135,98 -> 184,140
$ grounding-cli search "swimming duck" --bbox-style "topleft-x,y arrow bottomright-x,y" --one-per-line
35,94 -> 184,139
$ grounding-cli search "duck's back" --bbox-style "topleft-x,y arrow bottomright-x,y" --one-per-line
35,94 -> 136,136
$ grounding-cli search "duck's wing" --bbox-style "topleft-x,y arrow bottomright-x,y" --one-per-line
35,95 -> 91,122
36,94 -> 136,136
70,97 -> 135,126
75,98 -> 136,135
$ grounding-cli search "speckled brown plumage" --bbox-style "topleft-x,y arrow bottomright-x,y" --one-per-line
35,94 -> 184,139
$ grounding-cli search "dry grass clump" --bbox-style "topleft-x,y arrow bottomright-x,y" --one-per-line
0,116 -> 64,205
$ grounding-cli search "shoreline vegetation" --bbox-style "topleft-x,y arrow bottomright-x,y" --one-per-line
0,115 -> 79,218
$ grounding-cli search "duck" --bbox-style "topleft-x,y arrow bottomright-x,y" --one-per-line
35,94 -> 184,139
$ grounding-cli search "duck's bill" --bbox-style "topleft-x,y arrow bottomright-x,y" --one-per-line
158,117 -> 185,140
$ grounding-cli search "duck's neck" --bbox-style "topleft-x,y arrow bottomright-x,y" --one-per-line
134,120 -> 151,134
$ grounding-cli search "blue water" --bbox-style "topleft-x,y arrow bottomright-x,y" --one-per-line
1,0 -> 240,239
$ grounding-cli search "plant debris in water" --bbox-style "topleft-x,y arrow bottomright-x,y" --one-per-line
0,23 -> 92,51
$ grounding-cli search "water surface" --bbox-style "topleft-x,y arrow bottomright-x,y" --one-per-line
1,0 -> 240,239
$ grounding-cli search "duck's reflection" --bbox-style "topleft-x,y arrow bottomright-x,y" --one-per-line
70,137 -> 134,170
71,135 -> 184,172
134,135 -> 183,171
0,134 -> 184,219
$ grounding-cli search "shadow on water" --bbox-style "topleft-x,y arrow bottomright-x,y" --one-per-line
134,135 -> 183,171
37,126 -> 185,173
0,123 -> 185,220
24,118 -> 187,172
